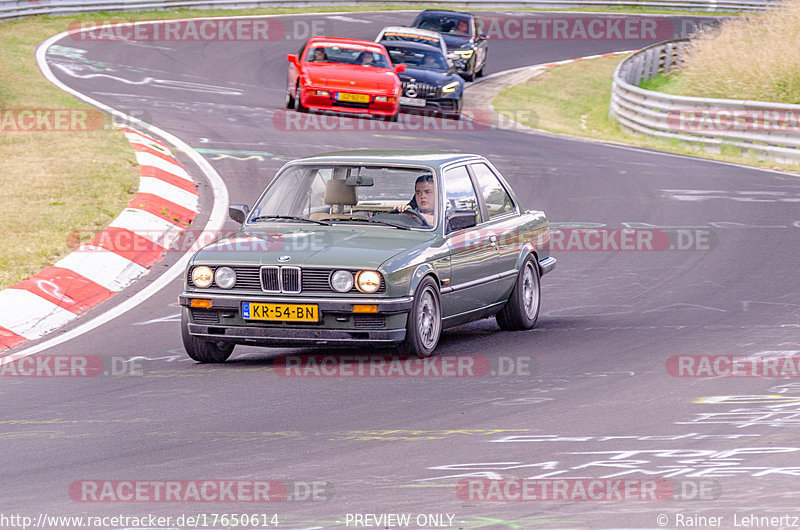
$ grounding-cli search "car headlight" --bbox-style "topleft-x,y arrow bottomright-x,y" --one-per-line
214,266 -> 236,289
454,49 -> 474,59
442,81 -> 460,94
356,270 -> 381,294
330,270 -> 354,293
191,266 -> 213,288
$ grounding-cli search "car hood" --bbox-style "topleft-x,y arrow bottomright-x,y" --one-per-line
192,224 -> 437,270
303,64 -> 399,92
399,68 -> 460,86
442,34 -> 471,50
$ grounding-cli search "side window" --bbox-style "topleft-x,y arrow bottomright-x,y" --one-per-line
471,163 -> 514,219
443,165 -> 481,224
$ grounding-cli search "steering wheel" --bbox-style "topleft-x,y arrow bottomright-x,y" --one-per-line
399,208 -> 429,227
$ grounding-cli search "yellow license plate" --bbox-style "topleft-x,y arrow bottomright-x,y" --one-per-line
242,302 -> 318,322
337,92 -> 370,103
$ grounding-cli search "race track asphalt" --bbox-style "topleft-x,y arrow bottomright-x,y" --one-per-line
3,10 -> 800,529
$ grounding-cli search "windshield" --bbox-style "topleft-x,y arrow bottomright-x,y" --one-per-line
305,44 -> 391,68
385,45 -> 449,72
250,164 -> 439,230
415,15 -> 472,36
380,31 -> 442,48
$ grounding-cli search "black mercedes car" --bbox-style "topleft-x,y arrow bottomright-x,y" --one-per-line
381,41 -> 465,119
411,9 -> 488,82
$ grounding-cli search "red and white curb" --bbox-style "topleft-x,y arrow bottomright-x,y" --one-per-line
541,49 -> 633,68
0,127 -> 198,351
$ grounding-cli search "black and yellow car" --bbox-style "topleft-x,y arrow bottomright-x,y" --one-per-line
180,151 -> 555,362
411,9 -> 488,81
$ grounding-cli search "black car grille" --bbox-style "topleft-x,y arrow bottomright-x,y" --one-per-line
353,315 -> 386,329
402,81 -> 441,99
190,308 -> 220,324
261,266 -> 301,293
332,100 -> 371,109
189,266 -> 385,294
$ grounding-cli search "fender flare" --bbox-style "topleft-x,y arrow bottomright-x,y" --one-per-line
408,264 -> 440,297
516,244 -> 540,275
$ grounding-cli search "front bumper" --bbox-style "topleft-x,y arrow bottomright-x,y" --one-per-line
302,92 -> 399,117
400,97 -> 460,115
186,323 -> 406,346
179,293 -> 412,346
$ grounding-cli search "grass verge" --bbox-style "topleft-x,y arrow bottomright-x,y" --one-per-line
493,54 -> 799,173
655,0 -> 800,103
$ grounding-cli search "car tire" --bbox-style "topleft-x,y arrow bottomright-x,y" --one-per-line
385,112 -> 399,122
285,84 -> 296,109
181,308 -> 235,363
294,83 -> 307,113
463,71 -> 475,82
496,255 -> 541,331
398,276 -> 442,357
444,99 -> 462,120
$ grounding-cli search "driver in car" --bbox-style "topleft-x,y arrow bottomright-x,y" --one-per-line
393,174 -> 435,226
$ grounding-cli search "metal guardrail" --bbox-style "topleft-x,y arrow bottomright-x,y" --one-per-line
0,0 -> 780,21
611,39 -> 800,163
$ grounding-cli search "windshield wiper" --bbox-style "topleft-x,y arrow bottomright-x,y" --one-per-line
250,215 -> 330,226
326,217 -> 411,230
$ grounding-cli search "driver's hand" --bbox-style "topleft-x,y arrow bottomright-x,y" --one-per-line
393,204 -> 412,213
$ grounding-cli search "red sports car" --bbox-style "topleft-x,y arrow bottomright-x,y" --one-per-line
286,37 -> 406,120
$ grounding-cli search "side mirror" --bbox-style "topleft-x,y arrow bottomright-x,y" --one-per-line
395,64 -> 406,73
446,209 -> 478,232
229,203 -> 250,224
287,53 -> 298,65
477,34 -> 488,41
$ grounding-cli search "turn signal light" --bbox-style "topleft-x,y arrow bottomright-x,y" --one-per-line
190,299 -> 212,308
353,304 -> 378,313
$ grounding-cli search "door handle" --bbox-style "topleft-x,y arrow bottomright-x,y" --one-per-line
489,235 -> 498,247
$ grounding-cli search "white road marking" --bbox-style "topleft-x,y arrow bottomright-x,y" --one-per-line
325,15 -> 373,23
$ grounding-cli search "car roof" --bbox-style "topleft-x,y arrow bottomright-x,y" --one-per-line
416,9 -> 473,18
380,40 -> 447,55
291,150 -> 484,168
